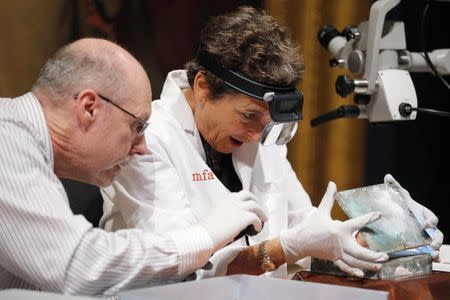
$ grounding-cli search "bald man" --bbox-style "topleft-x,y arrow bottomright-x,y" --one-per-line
0,38 -> 266,296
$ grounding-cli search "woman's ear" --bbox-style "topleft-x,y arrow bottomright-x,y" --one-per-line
193,72 -> 211,103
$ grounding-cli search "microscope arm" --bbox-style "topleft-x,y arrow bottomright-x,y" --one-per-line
406,50 -> 450,74
364,0 -> 401,93
310,105 -> 366,127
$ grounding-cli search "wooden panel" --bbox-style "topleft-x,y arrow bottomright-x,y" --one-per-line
266,0 -> 371,219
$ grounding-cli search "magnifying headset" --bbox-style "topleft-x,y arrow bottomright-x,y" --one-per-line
197,47 -> 304,146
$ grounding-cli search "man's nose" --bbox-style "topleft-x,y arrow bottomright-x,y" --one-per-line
129,135 -> 148,156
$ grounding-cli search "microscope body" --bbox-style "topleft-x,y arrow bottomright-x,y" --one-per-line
313,0 -> 450,126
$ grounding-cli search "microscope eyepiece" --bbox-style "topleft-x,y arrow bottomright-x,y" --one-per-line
317,25 -> 341,49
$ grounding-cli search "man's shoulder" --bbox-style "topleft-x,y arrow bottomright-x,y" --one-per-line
0,114 -> 41,148
0,94 -> 50,160
0,93 -> 39,119
0,98 -> 27,131
1,94 -> 39,129
0,96 -> 15,117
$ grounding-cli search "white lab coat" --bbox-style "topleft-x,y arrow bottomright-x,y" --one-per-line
101,70 -> 314,278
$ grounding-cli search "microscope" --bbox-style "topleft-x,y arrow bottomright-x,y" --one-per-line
311,0 -> 450,126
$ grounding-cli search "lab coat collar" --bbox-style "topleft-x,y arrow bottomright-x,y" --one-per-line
160,70 -> 196,135
159,70 -> 205,160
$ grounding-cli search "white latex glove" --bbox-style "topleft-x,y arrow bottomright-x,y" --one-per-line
384,174 -> 444,261
280,182 -> 389,276
199,190 -> 267,253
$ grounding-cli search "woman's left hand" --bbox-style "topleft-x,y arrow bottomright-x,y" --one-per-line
384,174 -> 444,262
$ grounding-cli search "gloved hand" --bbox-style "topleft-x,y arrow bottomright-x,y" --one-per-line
280,182 -> 389,277
199,190 -> 267,253
384,174 -> 444,261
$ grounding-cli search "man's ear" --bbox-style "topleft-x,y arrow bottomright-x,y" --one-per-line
193,72 -> 212,103
75,89 -> 98,132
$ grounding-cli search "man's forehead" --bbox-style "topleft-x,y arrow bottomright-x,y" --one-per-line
136,98 -> 152,120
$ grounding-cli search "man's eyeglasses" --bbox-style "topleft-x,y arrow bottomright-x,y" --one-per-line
74,92 -> 149,136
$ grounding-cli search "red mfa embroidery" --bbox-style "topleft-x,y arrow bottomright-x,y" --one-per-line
192,169 -> 215,181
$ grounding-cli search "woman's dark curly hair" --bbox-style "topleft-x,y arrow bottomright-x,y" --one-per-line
185,6 -> 304,99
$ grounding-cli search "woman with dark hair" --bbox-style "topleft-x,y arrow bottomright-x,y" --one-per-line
101,7 -> 441,279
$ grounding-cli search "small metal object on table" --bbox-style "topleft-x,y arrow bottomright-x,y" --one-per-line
311,254 -> 432,280
292,271 -> 450,300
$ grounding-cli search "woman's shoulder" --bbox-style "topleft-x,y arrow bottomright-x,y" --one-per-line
145,101 -> 192,151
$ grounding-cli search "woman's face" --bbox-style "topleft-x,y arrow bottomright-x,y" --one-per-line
194,92 -> 271,154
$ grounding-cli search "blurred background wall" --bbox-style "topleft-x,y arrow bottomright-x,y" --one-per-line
0,0 -> 448,242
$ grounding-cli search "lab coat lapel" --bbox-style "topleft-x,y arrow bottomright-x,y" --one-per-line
233,142 -> 286,190
256,144 -> 286,183
159,70 -> 227,206
235,143 -> 287,247
232,142 -> 258,190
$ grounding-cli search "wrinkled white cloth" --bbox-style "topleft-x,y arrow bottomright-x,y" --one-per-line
384,174 -> 444,261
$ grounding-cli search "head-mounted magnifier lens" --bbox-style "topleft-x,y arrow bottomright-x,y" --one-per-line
260,121 -> 298,146
197,47 -> 304,146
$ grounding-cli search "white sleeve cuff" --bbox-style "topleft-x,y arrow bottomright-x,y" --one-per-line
169,226 -> 213,277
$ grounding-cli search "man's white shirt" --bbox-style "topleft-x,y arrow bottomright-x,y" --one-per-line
0,93 -> 213,296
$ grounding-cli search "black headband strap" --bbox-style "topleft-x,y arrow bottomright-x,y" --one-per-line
196,47 -> 296,99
